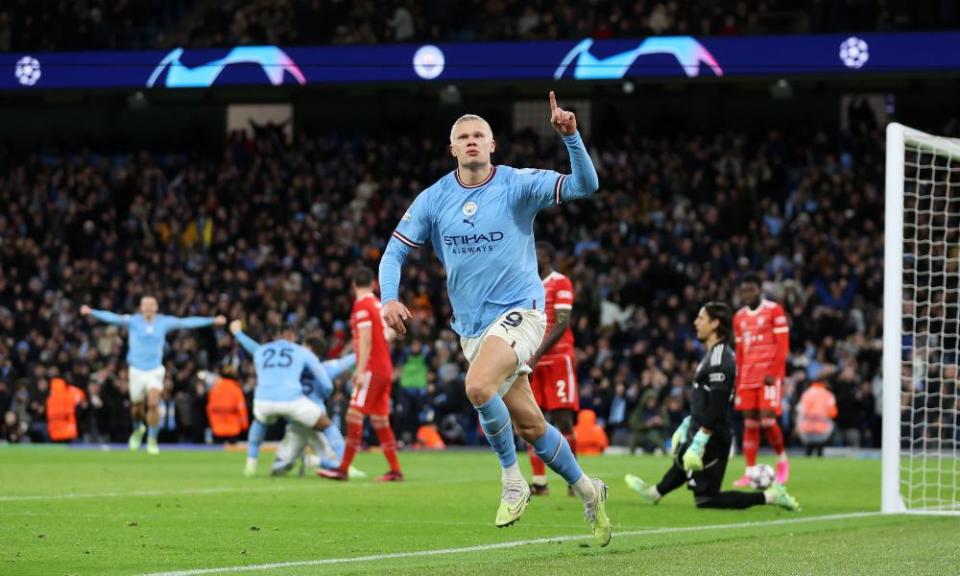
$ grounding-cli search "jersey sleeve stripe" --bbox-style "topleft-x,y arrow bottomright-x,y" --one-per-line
356,321 -> 373,328
392,230 -> 422,249
554,174 -> 567,205
773,327 -> 789,334
554,303 -> 573,310
711,344 -> 724,366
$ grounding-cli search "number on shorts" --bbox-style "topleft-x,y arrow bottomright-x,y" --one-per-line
500,311 -> 523,330
764,385 -> 778,401
557,380 -> 570,403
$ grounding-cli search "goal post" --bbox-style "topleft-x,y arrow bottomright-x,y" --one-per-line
882,122 -> 904,514
883,122 -> 960,514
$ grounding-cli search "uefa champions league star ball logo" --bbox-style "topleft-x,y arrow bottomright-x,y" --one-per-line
839,37 -> 869,69
462,201 -> 478,217
14,56 -> 41,86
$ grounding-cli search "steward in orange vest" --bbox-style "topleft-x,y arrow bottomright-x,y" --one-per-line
206,373 -> 249,441
46,377 -> 86,442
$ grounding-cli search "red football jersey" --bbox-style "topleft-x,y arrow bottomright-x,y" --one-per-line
351,293 -> 393,374
543,271 -> 575,357
733,299 -> 789,390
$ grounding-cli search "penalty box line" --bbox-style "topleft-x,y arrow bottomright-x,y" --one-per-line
140,511 -> 883,576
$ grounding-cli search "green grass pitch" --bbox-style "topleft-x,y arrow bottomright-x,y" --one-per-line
1,446 -> 957,575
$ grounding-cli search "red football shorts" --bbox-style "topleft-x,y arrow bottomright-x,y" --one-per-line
734,379 -> 782,415
531,354 -> 579,412
349,369 -> 392,416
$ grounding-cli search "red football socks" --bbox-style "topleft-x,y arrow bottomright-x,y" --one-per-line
743,419 -> 760,467
339,419 -> 363,473
762,418 -> 786,456
374,422 -> 402,473
528,445 -> 546,478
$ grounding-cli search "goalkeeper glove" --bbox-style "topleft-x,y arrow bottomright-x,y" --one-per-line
671,417 -> 691,456
682,430 -> 710,472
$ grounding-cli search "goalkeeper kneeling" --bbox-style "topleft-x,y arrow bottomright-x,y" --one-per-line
624,302 -> 800,511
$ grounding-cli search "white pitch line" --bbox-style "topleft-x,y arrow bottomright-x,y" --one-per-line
139,511 -> 884,576
0,477 -> 487,503
0,487 -> 238,502
11,509 -> 590,530
0,484 -> 368,503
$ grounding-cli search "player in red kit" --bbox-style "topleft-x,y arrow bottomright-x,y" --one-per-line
318,267 -> 403,482
732,273 -> 790,486
527,242 -> 579,496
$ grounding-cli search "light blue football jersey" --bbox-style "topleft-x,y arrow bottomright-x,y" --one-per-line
380,131 -> 599,337
89,311 -> 214,370
234,332 -> 333,403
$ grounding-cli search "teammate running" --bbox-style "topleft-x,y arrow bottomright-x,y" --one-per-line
80,297 -> 226,454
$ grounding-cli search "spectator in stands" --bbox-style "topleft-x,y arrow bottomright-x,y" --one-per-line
2,410 -> 25,443
0,117 -> 904,450
7,0 -> 958,53
81,379 -> 109,443
629,389 -> 667,454
0,380 -> 10,416
834,366 -> 868,447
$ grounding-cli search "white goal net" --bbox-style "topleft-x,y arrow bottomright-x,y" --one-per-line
884,123 -> 960,514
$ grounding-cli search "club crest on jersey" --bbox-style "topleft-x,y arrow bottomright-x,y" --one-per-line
462,201 -> 478,217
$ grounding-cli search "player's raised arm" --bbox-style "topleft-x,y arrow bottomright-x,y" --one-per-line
169,314 -> 227,330
229,320 -> 261,355
550,91 -> 599,201
379,192 -> 432,335
81,305 -> 130,326
322,353 -> 357,380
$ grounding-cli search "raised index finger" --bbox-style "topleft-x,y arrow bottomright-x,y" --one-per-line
549,91 -> 558,112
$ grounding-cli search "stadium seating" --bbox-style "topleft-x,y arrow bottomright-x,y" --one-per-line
3,0 -> 957,52
0,119 -> 918,449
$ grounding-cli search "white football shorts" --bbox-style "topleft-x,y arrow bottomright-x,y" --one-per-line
460,308 -> 547,397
